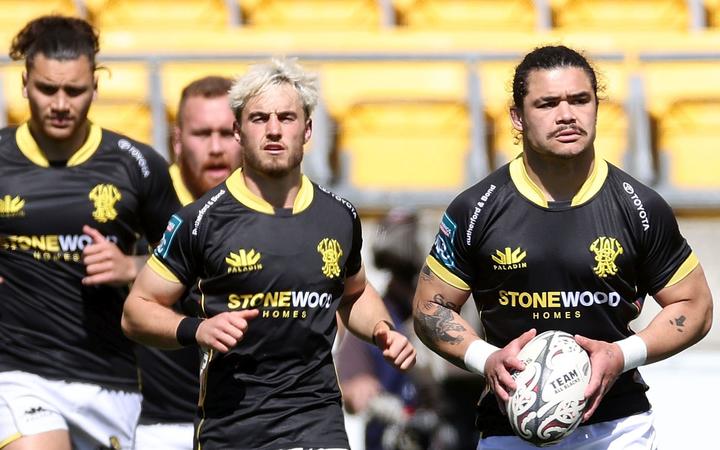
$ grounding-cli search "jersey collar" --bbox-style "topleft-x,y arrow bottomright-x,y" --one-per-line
225,168 -> 314,215
169,163 -> 195,206
16,122 -> 102,167
509,154 -> 608,207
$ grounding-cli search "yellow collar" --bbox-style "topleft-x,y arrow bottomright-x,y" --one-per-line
16,122 -> 102,167
509,154 -> 608,207
225,169 -> 314,214
169,164 -> 195,206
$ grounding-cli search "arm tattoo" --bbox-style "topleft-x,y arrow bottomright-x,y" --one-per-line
415,304 -> 466,345
433,293 -> 461,313
420,264 -> 433,281
669,315 -> 686,332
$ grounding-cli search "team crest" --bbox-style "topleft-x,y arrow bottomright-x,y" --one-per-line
589,237 -> 624,278
0,194 -> 25,217
88,184 -> 121,223
317,238 -> 342,278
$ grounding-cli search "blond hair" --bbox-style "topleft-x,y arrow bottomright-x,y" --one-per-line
229,57 -> 319,120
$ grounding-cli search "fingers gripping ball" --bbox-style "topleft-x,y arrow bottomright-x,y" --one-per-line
506,330 -> 591,447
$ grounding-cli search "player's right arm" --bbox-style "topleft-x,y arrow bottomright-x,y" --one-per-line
412,263 -> 535,402
122,265 -> 258,352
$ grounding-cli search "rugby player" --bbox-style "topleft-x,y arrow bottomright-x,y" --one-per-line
122,58 -> 416,449
0,15 -> 179,450
134,76 -> 241,450
412,45 -> 713,450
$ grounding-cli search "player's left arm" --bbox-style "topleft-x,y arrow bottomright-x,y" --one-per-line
336,264 -> 416,371
577,263 -> 713,421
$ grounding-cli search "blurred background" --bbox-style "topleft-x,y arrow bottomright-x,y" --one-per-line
1,1 -> 717,448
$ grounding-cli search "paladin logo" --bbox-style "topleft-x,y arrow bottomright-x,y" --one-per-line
492,247 -> 527,270
226,248 -> 263,273
0,194 -> 25,217
89,184 -> 121,223
317,238 -> 342,278
589,237 -> 623,278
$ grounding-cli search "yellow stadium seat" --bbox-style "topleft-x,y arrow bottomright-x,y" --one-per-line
551,0 -> 690,32
0,0 -> 80,42
337,100 -> 470,190
2,62 -> 28,125
394,0 -> 539,32
317,61 -> 468,118
89,102 -> 153,145
241,0 -> 383,30
707,0 -> 720,28
87,0 -> 234,31
655,100 -> 720,189
96,62 -> 150,102
160,62 -> 247,121
640,60 -> 720,190
478,58 -> 631,169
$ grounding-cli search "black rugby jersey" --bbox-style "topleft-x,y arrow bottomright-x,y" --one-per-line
137,164 -> 200,423
428,155 -> 697,437
0,123 -> 180,390
149,169 -> 361,450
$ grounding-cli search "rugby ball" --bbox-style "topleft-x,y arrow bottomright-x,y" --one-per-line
506,330 -> 591,447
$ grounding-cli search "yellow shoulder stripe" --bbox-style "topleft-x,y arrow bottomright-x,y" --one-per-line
426,256 -> 471,291
147,255 -> 181,283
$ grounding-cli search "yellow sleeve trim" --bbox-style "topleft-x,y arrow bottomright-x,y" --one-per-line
665,252 -> 699,288
426,256 -> 471,291
147,255 -> 182,283
0,432 -> 22,448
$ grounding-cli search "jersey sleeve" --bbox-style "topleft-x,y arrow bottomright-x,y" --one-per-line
149,207 -> 202,286
427,195 -> 477,291
636,192 -> 694,295
345,206 -> 363,278
137,147 -> 182,245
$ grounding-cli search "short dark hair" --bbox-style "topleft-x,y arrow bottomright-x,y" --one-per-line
177,76 -> 234,126
512,45 -> 600,110
9,15 -> 100,71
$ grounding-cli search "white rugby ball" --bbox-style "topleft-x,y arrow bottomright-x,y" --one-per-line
506,330 -> 591,447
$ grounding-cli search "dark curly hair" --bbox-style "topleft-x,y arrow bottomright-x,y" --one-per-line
9,15 -> 99,71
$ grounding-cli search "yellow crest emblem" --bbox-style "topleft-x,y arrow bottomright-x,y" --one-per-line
589,236 -> 624,278
317,238 -> 342,278
88,184 -> 122,223
0,194 -> 25,216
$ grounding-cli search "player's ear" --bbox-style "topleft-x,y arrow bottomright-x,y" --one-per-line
510,107 -> 523,132
22,71 -> 27,98
304,118 -> 312,144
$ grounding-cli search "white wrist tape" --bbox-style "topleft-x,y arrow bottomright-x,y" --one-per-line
464,339 -> 500,376
616,335 -> 647,372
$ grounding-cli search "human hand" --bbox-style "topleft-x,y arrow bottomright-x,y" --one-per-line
341,373 -> 383,414
82,225 -> 137,286
196,310 -> 260,352
486,328 -> 537,407
574,334 -> 624,422
372,322 -> 416,371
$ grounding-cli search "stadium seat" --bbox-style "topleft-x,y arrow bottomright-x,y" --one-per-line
0,0 -> 80,41
317,61 -> 468,118
478,58 -> 631,170
707,0 -> 720,28
240,0 -> 384,30
95,61 -> 150,102
337,100 -> 470,190
86,0 -> 235,31
394,0 -> 540,32
160,61 -> 246,121
655,99 -> 720,190
641,60 -> 720,190
550,0 -> 690,32
1,62 -> 28,125
89,102 -> 153,145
